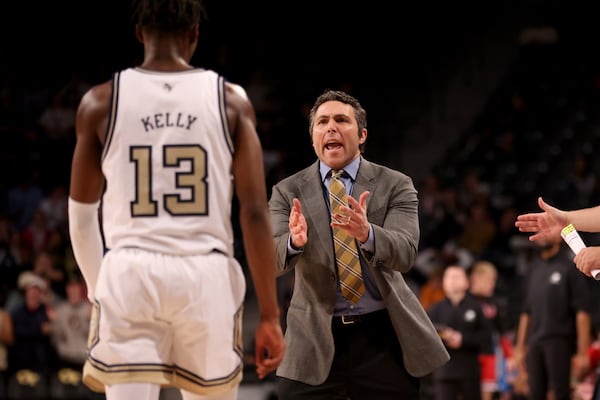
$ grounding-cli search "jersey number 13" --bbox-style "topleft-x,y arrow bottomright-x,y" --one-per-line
129,144 -> 208,217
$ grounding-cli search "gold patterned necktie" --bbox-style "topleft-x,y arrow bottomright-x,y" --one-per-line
329,169 -> 365,304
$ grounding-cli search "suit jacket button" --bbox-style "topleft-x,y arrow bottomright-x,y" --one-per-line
331,274 -> 336,281
376,260 -> 384,266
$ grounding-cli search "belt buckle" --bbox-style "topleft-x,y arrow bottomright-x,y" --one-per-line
341,315 -> 357,325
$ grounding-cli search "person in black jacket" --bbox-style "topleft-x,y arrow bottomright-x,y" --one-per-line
509,236 -> 593,400
428,264 -> 494,400
469,260 -> 514,400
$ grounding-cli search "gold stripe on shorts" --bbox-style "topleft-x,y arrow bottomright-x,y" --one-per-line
83,359 -> 243,395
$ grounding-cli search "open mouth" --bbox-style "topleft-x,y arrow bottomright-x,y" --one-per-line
325,141 -> 343,150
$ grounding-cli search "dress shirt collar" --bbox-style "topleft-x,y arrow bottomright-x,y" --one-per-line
319,156 -> 361,184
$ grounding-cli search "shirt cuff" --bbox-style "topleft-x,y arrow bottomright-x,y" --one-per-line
288,236 -> 304,254
359,224 -> 374,253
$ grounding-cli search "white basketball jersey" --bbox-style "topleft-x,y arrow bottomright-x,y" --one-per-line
100,68 -> 235,256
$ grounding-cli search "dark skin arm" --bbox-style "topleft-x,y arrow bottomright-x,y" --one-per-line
69,82 -> 111,203
226,83 -> 284,378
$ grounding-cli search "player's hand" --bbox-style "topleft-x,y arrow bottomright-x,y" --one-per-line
254,317 -> 285,380
515,196 -> 566,242
289,198 -> 307,249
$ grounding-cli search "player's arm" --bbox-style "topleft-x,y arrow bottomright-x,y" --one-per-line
70,83 -> 110,202
226,82 -> 284,377
227,82 -> 280,322
68,82 -> 111,301
566,206 -> 600,232
516,197 -> 600,241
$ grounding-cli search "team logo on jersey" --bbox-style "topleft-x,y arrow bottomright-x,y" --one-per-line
482,303 -> 497,319
550,271 -> 562,284
164,83 -> 173,91
464,309 -> 476,322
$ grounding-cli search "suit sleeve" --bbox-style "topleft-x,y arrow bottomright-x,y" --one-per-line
369,171 -> 419,273
268,182 -> 296,275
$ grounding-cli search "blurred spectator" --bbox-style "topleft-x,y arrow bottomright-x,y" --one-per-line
20,208 -> 53,255
0,305 -> 14,379
458,201 -> 497,258
419,265 -> 446,311
469,260 -> 514,400
38,184 -> 68,233
31,250 -> 66,302
509,237 -> 594,400
50,275 -> 91,370
7,272 -> 57,375
427,265 -> 494,400
573,329 -> 600,400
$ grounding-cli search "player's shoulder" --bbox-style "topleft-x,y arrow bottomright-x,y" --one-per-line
77,79 -> 113,116
222,80 -> 254,121
226,81 -> 249,101
92,80 -> 113,96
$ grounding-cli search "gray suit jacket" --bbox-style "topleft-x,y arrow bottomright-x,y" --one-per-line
268,157 -> 450,385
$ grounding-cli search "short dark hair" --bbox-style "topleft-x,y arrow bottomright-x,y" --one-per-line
308,89 -> 367,152
134,0 -> 206,34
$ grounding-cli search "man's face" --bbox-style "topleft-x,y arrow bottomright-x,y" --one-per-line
311,100 -> 366,170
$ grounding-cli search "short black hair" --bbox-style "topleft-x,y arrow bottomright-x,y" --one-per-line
134,0 -> 206,34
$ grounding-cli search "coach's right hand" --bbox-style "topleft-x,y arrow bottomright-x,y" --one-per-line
289,198 -> 307,249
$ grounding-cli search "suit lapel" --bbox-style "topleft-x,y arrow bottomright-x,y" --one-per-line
353,158 -> 377,214
298,162 -> 336,271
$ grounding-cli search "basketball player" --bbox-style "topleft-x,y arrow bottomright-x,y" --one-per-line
67,1 -> 285,399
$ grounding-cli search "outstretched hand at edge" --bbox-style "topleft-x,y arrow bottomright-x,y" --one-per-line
514,196 -> 567,242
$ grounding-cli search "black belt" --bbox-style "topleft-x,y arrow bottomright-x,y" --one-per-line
333,309 -> 388,326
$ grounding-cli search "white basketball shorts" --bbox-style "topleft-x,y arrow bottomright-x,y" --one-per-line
82,247 -> 246,396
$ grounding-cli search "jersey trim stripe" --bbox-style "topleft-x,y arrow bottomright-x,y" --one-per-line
218,76 -> 234,155
101,71 -> 121,161
82,361 -> 242,395
84,357 -> 242,386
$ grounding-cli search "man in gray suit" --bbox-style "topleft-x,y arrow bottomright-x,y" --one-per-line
268,89 -> 450,399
